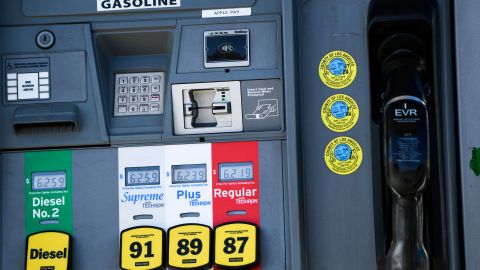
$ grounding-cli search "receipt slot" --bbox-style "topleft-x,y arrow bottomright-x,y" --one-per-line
118,147 -> 166,270
172,82 -> 243,135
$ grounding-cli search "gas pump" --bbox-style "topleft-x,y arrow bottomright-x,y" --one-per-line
0,1 -> 302,269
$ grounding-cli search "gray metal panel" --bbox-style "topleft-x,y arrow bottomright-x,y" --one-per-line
259,140 -> 286,269
435,0 -> 461,268
71,148 -> 118,269
455,0 -> 480,268
0,24 -> 109,150
298,0 -> 377,269
1,153 -> 25,269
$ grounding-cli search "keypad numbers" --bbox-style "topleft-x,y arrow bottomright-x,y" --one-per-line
114,72 -> 165,116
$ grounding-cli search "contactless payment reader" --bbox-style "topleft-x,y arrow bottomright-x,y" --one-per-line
204,29 -> 250,68
118,147 -> 166,270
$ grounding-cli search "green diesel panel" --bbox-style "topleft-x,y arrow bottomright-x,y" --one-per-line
24,150 -> 73,235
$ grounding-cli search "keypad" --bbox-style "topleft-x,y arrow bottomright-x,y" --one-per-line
114,72 -> 164,116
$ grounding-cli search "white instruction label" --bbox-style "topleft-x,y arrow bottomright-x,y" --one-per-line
202,7 -> 251,18
17,73 -> 39,100
97,0 -> 181,12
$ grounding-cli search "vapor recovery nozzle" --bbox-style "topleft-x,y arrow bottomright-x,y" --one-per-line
380,33 -> 430,270
381,33 -> 430,197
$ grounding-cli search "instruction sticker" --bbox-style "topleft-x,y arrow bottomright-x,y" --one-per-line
321,94 -> 359,132
324,137 -> 363,175
318,51 -> 357,89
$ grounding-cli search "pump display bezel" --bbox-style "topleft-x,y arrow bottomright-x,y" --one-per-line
125,166 -> 160,186
31,171 -> 67,191
172,164 -> 208,184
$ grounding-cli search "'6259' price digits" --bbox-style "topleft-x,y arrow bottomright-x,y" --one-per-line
32,171 -> 67,191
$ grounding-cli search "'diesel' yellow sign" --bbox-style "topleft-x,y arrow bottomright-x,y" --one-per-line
214,222 -> 259,268
167,224 -> 212,269
25,231 -> 71,270
120,226 -> 165,270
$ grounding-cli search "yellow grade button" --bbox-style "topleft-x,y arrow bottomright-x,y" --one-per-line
120,226 -> 165,270
25,231 -> 71,270
167,224 -> 212,270
214,222 -> 259,268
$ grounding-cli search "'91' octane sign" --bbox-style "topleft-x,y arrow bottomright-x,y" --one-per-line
97,0 -> 181,12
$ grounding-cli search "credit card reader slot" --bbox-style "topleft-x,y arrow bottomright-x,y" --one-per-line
185,88 -> 232,128
172,81 -> 242,135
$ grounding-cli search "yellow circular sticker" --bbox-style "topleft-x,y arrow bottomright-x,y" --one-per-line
321,94 -> 359,132
324,136 -> 363,175
319,51 -> 357,89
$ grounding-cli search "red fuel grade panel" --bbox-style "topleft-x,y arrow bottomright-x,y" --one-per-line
212,142 -> 261,269
212,141 -> 260,225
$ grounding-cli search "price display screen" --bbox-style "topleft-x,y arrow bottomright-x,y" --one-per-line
219,162 -> 254,181
32,171 -> 67,191
172,164 -> 207,184
125,166 -> 160,186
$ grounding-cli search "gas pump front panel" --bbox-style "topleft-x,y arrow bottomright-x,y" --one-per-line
1,142 -> 285,269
